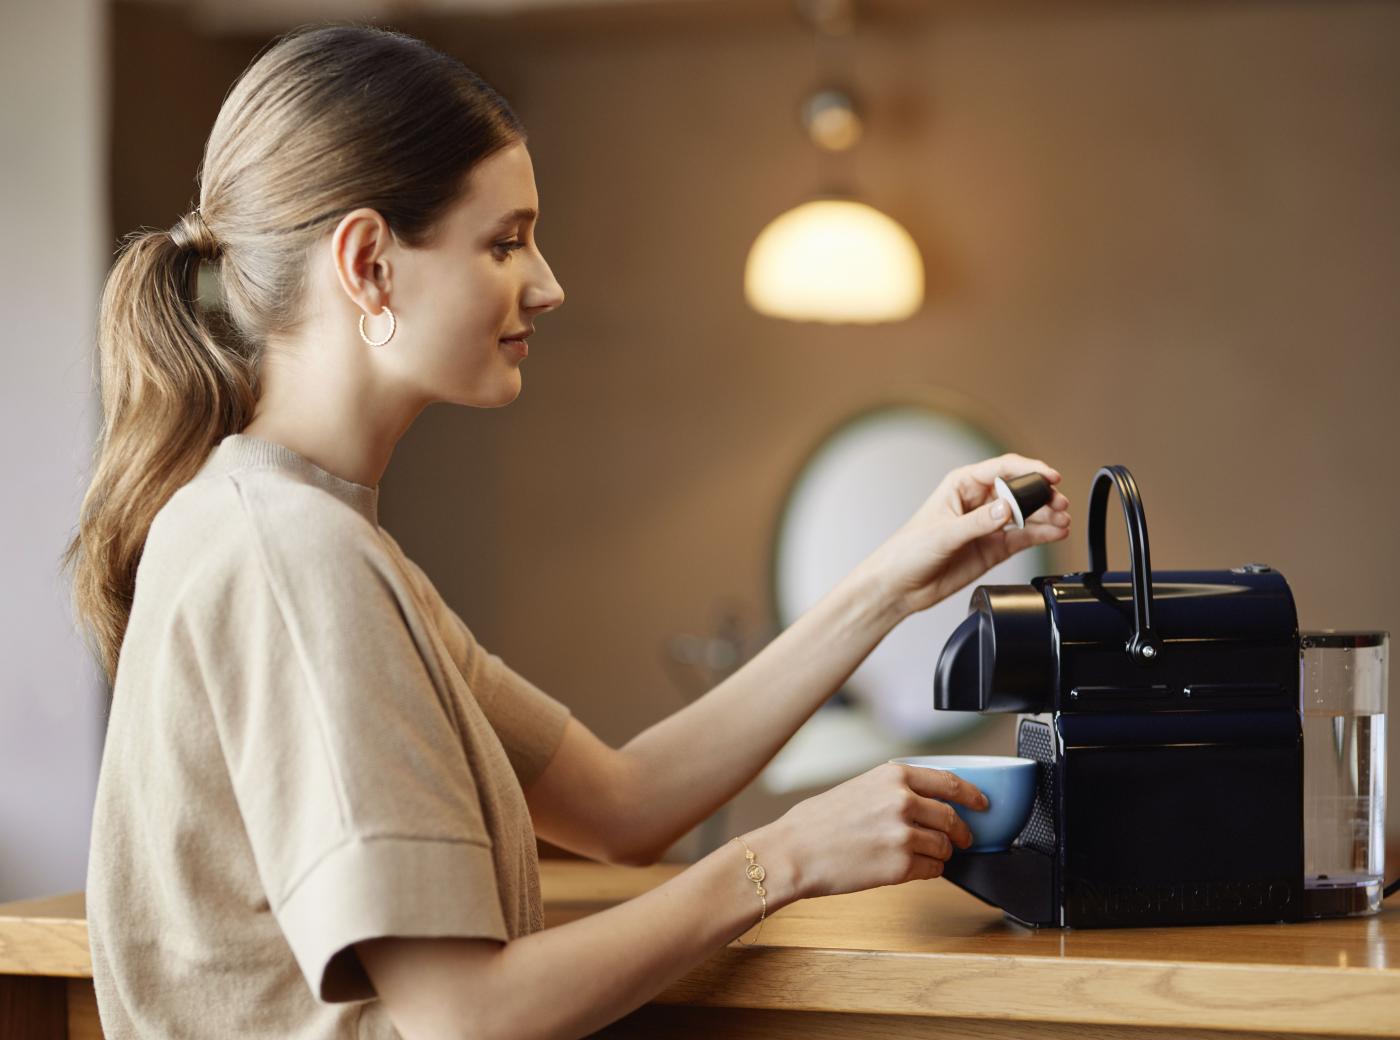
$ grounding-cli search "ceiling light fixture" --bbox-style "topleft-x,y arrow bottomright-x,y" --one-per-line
744,0 -> 926,325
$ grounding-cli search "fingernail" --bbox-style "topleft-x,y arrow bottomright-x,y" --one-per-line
979,794 -> 990,809
991,501 -> 1008,520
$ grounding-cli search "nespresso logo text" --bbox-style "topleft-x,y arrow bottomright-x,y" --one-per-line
1070,878 -> 1296,919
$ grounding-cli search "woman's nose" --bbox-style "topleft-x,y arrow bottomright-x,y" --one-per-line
528,257 -> 565,313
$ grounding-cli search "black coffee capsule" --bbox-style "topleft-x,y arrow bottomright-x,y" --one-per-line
994,472 -> 1053,529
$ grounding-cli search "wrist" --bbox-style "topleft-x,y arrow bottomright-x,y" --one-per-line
743,818 -> 807,907
838,548 -> 909,636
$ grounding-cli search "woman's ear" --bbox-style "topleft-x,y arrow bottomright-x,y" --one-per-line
330,207 -> 395,312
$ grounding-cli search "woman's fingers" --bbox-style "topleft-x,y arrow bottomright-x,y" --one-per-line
1021,492 -> 1071,523
966,453 -> 1061,489
1022,514 -> 1071,535
909,824 -> 956,863
909,797 -> 973,850
1001,521 -> 1071,553
900,762 -> 986,808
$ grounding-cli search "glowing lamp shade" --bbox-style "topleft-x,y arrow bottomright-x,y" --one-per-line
744,199 -> 925,324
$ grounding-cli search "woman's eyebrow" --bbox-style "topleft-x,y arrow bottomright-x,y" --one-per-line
489,207 -> 538,233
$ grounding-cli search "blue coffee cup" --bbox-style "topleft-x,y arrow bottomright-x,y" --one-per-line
889,755 -> 1037,852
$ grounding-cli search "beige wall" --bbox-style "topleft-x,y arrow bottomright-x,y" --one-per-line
113,0 -> 1400,861
1,0 -> 107,903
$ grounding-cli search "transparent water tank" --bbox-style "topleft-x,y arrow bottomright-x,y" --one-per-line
1300,631 -> 1388,917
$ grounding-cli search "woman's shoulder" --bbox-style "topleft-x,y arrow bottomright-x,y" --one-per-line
164,464 -> 374,540
143,465 -> 391,603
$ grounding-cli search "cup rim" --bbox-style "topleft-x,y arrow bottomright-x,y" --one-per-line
889,754 -> 1036,769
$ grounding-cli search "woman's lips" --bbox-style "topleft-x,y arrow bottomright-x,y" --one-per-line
500,338 -> 528,359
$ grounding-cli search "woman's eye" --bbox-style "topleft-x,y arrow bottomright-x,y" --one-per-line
493,240 -> 526,259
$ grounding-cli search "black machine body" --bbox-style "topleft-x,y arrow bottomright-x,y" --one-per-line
933,465 -> 1304,928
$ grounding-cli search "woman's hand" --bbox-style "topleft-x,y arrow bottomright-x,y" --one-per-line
753,761 -> 990,900
863,453 -> 1071,619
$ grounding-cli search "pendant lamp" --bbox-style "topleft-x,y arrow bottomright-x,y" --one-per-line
744,0 -> 925,325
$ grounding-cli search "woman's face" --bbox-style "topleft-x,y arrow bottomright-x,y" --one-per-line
382,140 -> 565,408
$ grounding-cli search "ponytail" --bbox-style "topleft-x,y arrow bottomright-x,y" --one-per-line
63,213 -> 258,685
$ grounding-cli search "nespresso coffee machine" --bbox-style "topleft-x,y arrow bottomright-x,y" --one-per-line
934,464 -> 1374,928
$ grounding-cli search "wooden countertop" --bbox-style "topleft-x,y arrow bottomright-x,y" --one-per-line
3,865 -> 1398,1037
545,864 -> 1400,1038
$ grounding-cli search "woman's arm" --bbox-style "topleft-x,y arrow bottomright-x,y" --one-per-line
606,454 -> 1069,865
521,454 -> 1068,867
610,559 -> 896,864
521,562 -> 894,866
358,759 -> 984,1040
357,816 -> 798,1040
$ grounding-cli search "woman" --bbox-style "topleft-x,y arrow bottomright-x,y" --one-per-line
64,22 -> 1071,1040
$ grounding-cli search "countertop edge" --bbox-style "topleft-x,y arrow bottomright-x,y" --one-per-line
653,944 -> 1400,1037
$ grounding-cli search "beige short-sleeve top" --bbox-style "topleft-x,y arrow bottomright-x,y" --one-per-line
86,432 -> 572,1039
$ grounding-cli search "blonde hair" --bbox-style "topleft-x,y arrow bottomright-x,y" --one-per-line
63,23 -> 525,684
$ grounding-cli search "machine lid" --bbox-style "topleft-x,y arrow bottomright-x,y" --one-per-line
1047,569 -> 1300,647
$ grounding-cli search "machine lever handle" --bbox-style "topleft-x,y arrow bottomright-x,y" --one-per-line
1087,465 -> 1162,665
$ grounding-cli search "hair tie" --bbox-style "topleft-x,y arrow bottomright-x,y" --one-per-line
170,208 -> 222,262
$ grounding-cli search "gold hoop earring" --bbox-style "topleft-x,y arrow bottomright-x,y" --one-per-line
359,306 -> 396,347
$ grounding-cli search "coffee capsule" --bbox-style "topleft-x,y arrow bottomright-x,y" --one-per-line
994,473 -> 1053,530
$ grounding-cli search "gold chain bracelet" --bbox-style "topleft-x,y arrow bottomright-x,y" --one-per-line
731,836 -> 768,946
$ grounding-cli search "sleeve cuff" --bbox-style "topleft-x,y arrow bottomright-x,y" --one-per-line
276,835 -> 508,1003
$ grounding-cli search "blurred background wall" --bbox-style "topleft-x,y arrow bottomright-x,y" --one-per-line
1,0 -> 107,903
3,0 -> 1397,898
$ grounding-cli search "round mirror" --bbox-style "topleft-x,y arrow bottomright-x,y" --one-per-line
770,397 -> 1052,747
